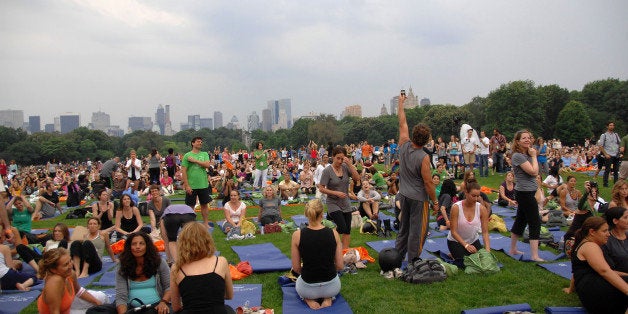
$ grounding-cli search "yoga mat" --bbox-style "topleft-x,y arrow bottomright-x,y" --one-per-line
282,285 -> 352,314
423,237 -> 449,255
91,267 -> 118,287
291,215 -> 308,226
537,262 -> 572,280
225,284 -> 263,309
0,279 -> 44,293
0,289 -> 41,314
365,240 -> 434,260
551,230 -> 566,243
77,261 -> 117,287
487,234 -> 510,251
461,303 -> 532,314
491,205 -> 517,217
544,306 -> 587,313
231,243 -> 292,272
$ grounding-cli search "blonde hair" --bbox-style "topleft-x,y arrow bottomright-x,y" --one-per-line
174,222 -> 216,276
38,248 -> 69,278
611,179 -> 628,205
304,198 -> 324,222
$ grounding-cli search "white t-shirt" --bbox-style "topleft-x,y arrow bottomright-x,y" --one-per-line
479,137 -> 490,155
462,137 -> 479,153
543,175 -> 563,194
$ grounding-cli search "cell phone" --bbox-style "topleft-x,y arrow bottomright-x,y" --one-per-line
400,89 -> 406,97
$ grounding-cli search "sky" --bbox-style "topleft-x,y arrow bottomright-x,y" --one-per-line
1,1 -> 627,132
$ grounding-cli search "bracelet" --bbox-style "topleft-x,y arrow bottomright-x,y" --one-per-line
76,287 -> 86,297
464,244 -> 469,249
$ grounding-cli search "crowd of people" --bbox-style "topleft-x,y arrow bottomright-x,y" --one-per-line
0,93 -> 626,311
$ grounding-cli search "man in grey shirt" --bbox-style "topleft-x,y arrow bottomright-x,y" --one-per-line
100,157 -> 120,189
599,121 -> 621,187
394,91 -> 438,262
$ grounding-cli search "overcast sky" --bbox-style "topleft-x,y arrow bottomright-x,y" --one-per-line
1,1 -> 627,132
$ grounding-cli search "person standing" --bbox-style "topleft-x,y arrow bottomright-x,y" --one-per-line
182,137 -> 212,226
462,128 -> 478,172
394,91 -> 438,262
165,148 -> 177,179
620,131 -> 628,181
509,130 -> 544,262
317,146 -> 360,249
148,148 -> 162,185
478,131 -> 490,177
252,142 -> 269,189
125,150 -> 142,187
490,129 -> 507,173
599,121 -> 622,187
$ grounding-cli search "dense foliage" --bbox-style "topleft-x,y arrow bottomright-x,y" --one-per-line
1,78 -> 625,164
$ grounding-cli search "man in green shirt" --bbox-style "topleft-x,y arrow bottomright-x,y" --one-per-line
181,137 -> 212,226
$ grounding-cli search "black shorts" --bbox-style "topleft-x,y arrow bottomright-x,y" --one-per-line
185,187 -> 212,207
162,213 -> 197,241
327,211 -> 352,235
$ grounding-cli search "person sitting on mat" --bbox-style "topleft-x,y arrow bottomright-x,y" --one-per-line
170,222 -> 235,314
258,186 -> 282,226
70,217 -> 117,278
356,180 -> 381,220
291,198 -> 344,310
222,190 -> 246,235
446,181 -> 491,268
0,225 -> 37,291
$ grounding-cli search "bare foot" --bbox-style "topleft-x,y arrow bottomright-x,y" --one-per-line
304,299 -> 321,310
562,287 -> 572,294
509,249 -> 524,255
321,298 -> 333,308
78,272 -> 89,279
531,257 -> 545,262
16,283 -> 30,291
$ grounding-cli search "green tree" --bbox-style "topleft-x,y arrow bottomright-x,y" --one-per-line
537,84 -> 570,139
308,115 -> 342,145
422,105 -> 472,140
554,101 -> 592,145
289,118 -> 313,147
462,96 -> 487,131
580,78 -> 623,136
483,80 -> 542,139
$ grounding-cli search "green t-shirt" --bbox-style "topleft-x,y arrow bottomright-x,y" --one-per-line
181,151 -> 210,189
11,207 -> 32,233
372,172 -> 387,188
254,149 -> 269,170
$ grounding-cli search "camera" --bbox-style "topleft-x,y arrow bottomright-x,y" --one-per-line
400,89 -> 406,97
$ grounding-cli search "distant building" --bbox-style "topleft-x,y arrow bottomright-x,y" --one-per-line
420,98 -> 431,106
155,105 -> 166,135
247,112 -> 260,132
267,98 -> 292,129
164,105 -> 174,135
200,118 -> 213,129
297,112 -> 320,120
390,86 -> 419,114
90,111 -> 110,131
380,104 -> 388,116
187,115 -> 200,131
180,123 -> 192,131
226,115 -> 240,130
261,109 -> 272,132
213,111 -> 223,129
104,126 -> 124,137
128,116 -> 152,132
44,123 -> 55,133
28,116 -> 41,133
341,105 -> 362,118
0,109 -> 24,129
59,113 -> 80,134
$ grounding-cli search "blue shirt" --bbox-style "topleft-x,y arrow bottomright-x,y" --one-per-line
122,188 -> 140,205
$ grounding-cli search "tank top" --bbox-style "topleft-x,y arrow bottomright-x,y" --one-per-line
398,141 -> 428,201
565,190 -> 579,211
447,200 -> 481,244
499,182 -> 516,203
149,155 -> 160,169
120,211 -> 139,233
299,227 -> 337,283
178,257 -> 226,313
11,208 -> 32,233
88,233 -> 105,259
38,277 -> 75,314
97,202 -> 113,230
0,252 -> 10,278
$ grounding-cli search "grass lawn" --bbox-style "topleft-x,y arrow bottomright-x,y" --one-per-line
21,170 -> 609,313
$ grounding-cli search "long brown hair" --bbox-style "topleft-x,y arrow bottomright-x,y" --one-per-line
511,130 -> 531,154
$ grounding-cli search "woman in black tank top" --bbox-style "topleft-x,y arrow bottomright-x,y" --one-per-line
171,222 -> 235,314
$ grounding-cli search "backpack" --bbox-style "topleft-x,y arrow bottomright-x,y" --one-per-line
545,210 -> 566,227
401,258 -> 447,284
464,250 -> 500,274
66,207 -> 88,219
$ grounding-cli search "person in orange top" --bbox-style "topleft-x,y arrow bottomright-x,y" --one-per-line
361,141 -> 373,163
37,248 -> 102,314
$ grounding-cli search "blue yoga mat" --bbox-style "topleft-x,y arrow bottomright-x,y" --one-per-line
92,268 -> 118,287
487,234 -> 510,251
0,289 -> 41,314
282,285 -> 352,314
77,261 -> 117,287
423,237 -> 450,255
231,243 -> 292,272
225,284 -> 263,309
461,303 -> 532,314
365,240 -> 434,261
544,306 -> 587,313
291,215 -> 308,226
537,262 -> 572,280
551,230 -> 566,242
491,205 -> 517,217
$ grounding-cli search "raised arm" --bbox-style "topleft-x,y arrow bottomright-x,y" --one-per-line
397,93 -> 409,145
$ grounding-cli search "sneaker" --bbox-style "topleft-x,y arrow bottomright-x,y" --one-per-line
381,270 -> 394,279
393,268 -> 403,278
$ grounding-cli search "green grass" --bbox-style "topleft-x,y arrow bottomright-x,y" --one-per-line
21,171 -> 608,313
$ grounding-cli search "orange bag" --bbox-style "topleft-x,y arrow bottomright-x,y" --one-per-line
342,246 -> 375,263
111,239 -> 126,255
229,264 -> 249,280
236,261 -> 253,275
153,240 -> 165,252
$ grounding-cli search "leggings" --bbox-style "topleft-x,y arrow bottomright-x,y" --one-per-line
70,240 -> 102,275
510,190 -> 541,239
447,239 -> 482,268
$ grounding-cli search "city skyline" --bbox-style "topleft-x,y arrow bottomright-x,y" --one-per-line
1,2 -> 626,129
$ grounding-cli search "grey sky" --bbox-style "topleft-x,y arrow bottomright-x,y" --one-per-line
1,1 -> 626,131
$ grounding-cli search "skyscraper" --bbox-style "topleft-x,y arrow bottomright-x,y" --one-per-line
390,87 -> 419,114
200,118 -> 213,129
247,111 -> 260,132
213,111 -> 223,129
59,113 -> 80,134
128,117 -> 152,132
187,115 -> 201,130
155,105 -> 165,135
380,104 -> 388,116
90,111 -> 110,131
261,109 -> 272,132
28,116 -> 41,133
44,123 -> 55,133
0,109 -> 24,129
267,98 -> 292,129
226,115 -> 240,130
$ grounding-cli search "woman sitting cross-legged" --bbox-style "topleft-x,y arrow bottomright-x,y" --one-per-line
446,180 -> 491,268
0,225 -> 37,291
115,232 -> 171,314
170,222 -> 235,314
70,217 -> 117,278
222,190 -> 246,237
291,199 -> 344,310
356,180 -> 381,220
570,216 -> 628,313
114,194 -> 148,239
257,186 -> 282,226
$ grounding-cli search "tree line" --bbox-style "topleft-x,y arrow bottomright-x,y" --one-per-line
1,78 -> 625,165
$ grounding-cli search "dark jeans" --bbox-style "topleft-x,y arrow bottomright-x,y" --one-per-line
493,152 -> 504,173
603,155 -> 620,186
478,154 -> 489,177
